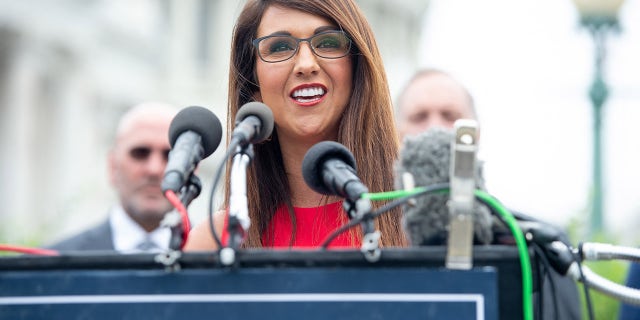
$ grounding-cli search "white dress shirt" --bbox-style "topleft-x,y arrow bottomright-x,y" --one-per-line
109,205 -> 171,253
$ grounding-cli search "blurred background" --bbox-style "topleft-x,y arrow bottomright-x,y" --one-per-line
1,0 -> 638,317
0,0 -> 638,257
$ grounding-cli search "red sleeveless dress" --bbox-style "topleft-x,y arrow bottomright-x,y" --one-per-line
263,201 -> 360,248
220,202 -> 360,249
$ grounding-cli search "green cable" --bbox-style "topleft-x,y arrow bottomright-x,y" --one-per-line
474,190 -> 533,320
361,187 -> 427,200
363,188 -> 534,320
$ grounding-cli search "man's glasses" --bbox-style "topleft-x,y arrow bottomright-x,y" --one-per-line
252,30 -> 352,63
129,147 -> 170,162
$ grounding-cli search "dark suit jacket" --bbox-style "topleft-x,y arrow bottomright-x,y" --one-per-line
48,219 -> 115,252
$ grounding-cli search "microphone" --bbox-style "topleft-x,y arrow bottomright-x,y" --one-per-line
231,102 -> 274,146
222,102 -> 273,258
396,128 -> 494,246
161,106 -> 223,193
303,141 -> 380,261
302,141 -> 369,203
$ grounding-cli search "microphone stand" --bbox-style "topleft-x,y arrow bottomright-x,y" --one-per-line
167,175 -> 202,250
158,174 -> 202,270
344,197 -> 380,262
526,222 -> 640,306
545,241 -> 640,306
220,144 -> 254,266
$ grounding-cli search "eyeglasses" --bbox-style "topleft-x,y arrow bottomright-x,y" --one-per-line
129,146 -> 170,162
252,30 -> 352,63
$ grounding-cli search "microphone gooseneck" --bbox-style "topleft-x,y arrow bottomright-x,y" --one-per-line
220,102 -> 275,265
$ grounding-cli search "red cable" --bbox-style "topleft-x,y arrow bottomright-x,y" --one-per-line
164,190 -> 191,249
0,244 -> 59,256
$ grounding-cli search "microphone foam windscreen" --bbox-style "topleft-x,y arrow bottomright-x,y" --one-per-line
302,141 -> 356,195
396,128 -> 493,245
236,102 -> 275,143
169,106 -> 223,157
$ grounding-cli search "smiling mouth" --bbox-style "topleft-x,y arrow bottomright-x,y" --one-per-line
291,86 -> 326,104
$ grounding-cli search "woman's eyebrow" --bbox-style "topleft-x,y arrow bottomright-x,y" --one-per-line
314,25 -> 339,33
260,25 -> 339,38
262,30 -> 292,37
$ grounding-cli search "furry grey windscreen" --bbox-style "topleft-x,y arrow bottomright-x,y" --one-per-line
395,128 -> 494,245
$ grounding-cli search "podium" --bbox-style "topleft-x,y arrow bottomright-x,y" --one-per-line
0,246 -> 536,319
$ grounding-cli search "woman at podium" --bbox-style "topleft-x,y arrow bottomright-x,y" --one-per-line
185,0 -> 407,250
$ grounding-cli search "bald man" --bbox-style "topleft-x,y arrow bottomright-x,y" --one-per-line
50,102 -> 178,253
396,69 -> 476,140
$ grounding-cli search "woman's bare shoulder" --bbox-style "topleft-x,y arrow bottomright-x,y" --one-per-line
183,210 -> 226,251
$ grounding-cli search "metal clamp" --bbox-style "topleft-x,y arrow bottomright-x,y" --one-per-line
361,231 -> 381,263
446,119 -> 479,270
154,250 -> 182,272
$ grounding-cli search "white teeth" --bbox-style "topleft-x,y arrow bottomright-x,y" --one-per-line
292,87 -> 325,98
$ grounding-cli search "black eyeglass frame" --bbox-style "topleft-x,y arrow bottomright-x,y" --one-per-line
252,30 -> 352,63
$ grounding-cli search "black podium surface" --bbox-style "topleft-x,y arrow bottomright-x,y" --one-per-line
0,246 -> 536,320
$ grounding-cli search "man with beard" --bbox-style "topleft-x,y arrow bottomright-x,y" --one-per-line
50,102 -> 177,253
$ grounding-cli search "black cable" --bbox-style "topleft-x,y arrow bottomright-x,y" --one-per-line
206,140 -> 240,249
319,183 -> 450,249
318,183 -> 505,249
318,183 -> 528,258
319,212 -> 367,249
532,243 -> 559,319
577,242 -> 596,320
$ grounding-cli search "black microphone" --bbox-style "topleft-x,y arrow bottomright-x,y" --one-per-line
396,128 -> 494,246
231,102 -> 274,146
302,141 -> 369,203
162,106 -> 223,193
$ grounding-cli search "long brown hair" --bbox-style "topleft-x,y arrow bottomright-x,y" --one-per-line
226,0 -> 407,248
